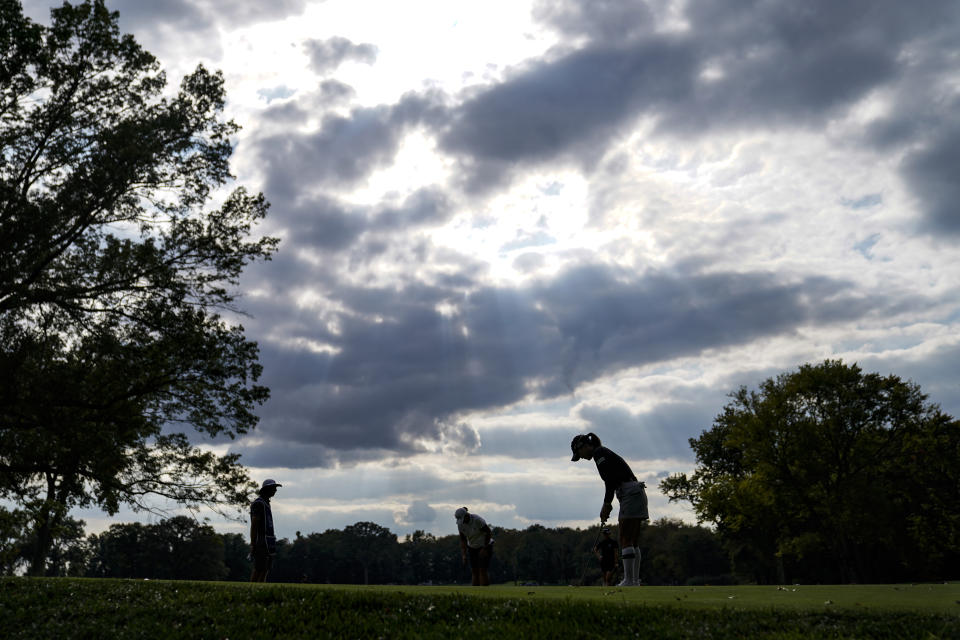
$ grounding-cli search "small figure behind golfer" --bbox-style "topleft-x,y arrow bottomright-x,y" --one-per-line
571,433 -> 649,586
595,527 -> 619,586
250,478 -> 282,582
455,507 -> 493,586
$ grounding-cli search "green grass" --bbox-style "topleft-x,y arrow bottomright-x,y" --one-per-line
3,578 -> 958,639
330,582 -> 960,613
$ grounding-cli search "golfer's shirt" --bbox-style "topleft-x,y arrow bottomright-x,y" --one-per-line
593,446 -> 638,505
458,515 -> 491,549
251,496 -> 277,554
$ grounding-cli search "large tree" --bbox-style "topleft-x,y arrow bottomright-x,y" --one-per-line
661,360 -> 960,583
0,0 -> 277,574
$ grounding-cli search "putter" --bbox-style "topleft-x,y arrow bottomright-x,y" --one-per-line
579,521 -> 605,586
592,520 -> 604,548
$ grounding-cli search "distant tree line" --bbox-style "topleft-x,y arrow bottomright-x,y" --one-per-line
0,513 -> 731,586
2,360 -> 957,585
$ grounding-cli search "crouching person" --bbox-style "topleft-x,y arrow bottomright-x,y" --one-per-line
455,507 -> 493,586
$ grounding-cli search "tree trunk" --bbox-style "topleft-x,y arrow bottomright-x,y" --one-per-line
27,473 -> 65,576
835,535 -> 859,583
28,512 -> 52,576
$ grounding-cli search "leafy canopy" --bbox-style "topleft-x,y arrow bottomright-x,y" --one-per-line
661,360 -> 960,583
0,0 -> 278,572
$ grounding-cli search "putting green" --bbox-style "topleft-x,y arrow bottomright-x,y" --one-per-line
294,582 -> 960,613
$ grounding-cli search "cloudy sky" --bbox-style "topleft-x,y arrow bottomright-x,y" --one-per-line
23,0 -> 960,540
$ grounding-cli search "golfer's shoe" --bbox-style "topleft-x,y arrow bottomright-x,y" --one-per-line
617,578 -> 638,587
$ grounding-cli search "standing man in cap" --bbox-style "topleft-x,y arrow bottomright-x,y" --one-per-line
250,478 -> 282,582
594,527 -> 619,586
455,507 -> 493,586
571,433 -> 649,586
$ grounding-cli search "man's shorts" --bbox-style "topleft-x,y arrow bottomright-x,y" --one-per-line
616,481 -> 649,520
600,559 -> 616,572
468,543 -> 493,569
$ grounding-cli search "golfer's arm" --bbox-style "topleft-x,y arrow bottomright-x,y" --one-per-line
250,506 -> 264,547
597,459 -> 617,505
602,480 -> 616,506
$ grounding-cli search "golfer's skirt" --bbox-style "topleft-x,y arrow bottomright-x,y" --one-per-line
616,481 -> 649,520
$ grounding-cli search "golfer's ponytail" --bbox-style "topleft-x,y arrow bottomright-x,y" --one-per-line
586,432 -> 601,448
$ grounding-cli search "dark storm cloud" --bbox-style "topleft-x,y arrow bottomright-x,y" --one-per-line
235,263 -> 904,466
535,267 -> 879,389
106,0 -> 309,31
439,39 -> 698,192
900,126 -> 960,235
317,79 -> 356,105
252,186 -> 453,256
246,89 -> 452,263
532,0 -> 656,42
682,1 -> 960,235
256,81 -> 357,126
254,92 -> 447,199
438,0 -> 960,230
859,342 -> 960,420
231,439 -> 338,469
304,36 -> 378,75
97,0 -> 208,32
372,188 -> 453,231
255,106 -> 402,199
679,0 -> 945,112
282,195 -> 367,251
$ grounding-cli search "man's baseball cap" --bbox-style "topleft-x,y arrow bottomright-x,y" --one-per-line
261,479 -> 282,489
454,507 -> 468,522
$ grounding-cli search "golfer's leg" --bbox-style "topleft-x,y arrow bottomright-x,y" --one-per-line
620,519 -> 643,583
250,553 -> 267,582
618,519 -> 641,586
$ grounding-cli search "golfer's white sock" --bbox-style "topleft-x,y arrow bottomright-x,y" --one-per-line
619,547 -> 636,585
632,548 -> 641,583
